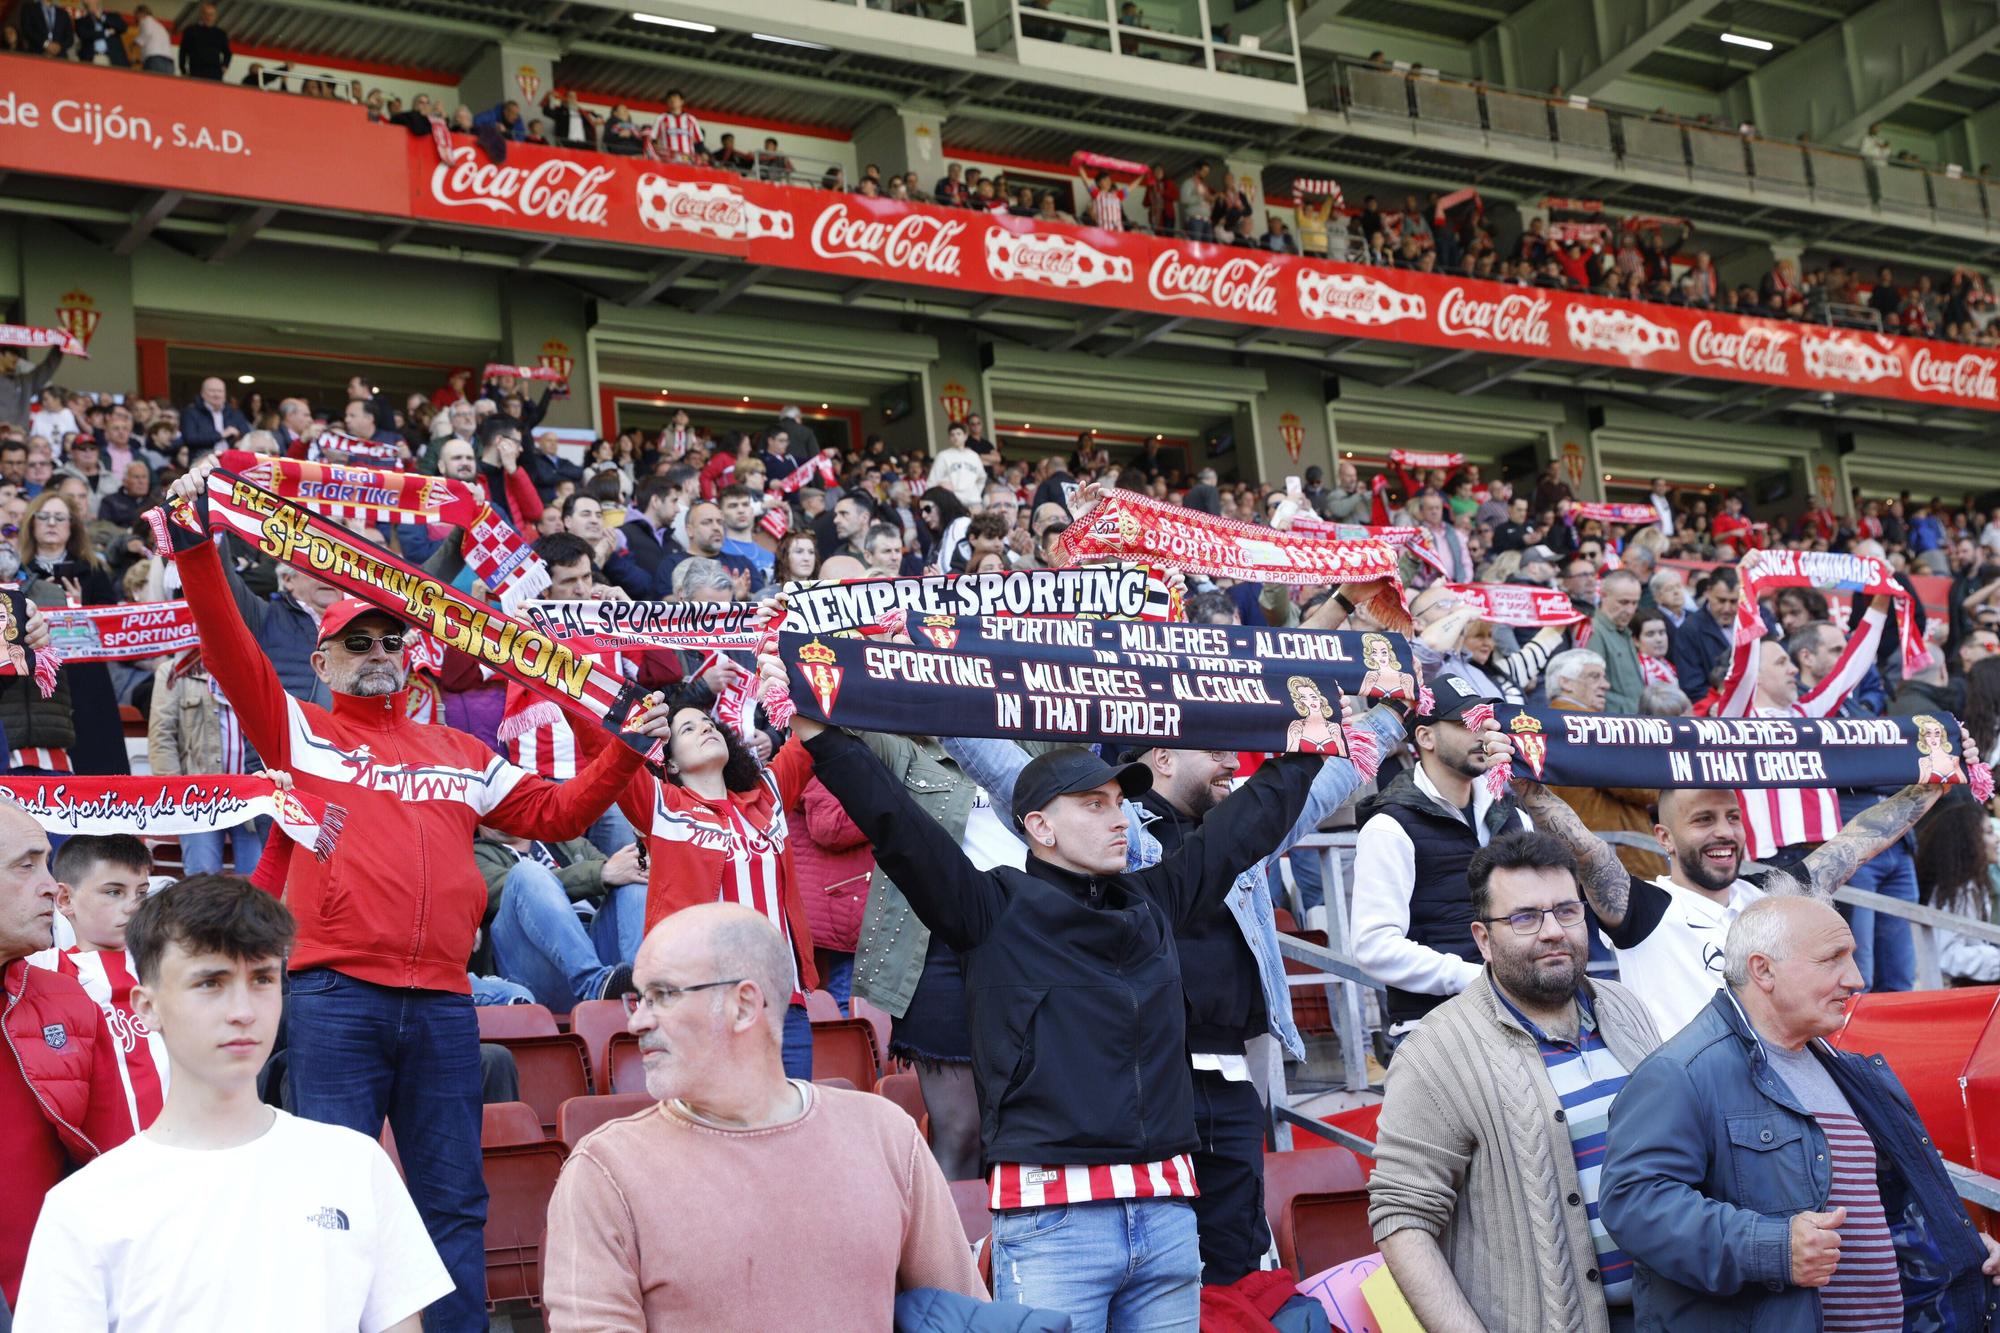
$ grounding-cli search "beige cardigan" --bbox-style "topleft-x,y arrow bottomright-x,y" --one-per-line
1368,970 -> 1661,1333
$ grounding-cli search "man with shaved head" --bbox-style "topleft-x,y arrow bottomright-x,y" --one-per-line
1602,896 -> 2000,1329
544,905 -> 981,1328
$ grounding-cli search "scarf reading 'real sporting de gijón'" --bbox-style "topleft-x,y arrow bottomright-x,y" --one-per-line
150,471 -> 660,758
0,776 -> 347,859
1484,703 -> 1991,798
780,618 -> 1421,752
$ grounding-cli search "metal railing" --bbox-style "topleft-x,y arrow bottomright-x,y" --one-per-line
1329,56 -> 1994,230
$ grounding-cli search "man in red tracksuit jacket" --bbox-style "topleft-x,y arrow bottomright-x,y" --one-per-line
0,799 -> 134,1308
172,469 -> 660,1331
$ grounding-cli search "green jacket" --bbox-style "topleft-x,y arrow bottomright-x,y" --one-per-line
1587,607 -> 1643,713
473,837 -> 606,925
851,732 -> 985,1018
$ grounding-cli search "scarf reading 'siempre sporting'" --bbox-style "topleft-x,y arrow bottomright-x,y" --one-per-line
156,471 -> 660,757
780,616 -> 1409,752
1478,703 -> 1994,801
0,776 -> 348,860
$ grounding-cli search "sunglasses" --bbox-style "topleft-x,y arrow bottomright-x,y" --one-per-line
337,633 -> 405,655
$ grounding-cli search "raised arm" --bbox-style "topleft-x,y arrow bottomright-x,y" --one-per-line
1511,777 -> 1636,929
1785,780 -> 1944,900
1267,703 -> 1407,864
1797,601 -> 1887,718
1142,753 -> 1323,929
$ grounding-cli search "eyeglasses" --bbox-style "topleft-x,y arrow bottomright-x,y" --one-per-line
338,632 -> 406,655
620,979 -> 749,1016
1478,900 -> 1588,935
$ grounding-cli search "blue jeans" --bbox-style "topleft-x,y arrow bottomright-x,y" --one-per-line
180,818 -> 270,876
468,973 -> 535,1005
782,1002 -> 812,1080
584,804 -> 637,858
488,862 -> 640,1010
286,968 -> 487,1331
1848,842 -> 1919,992
820,951 -> 855,1016
991,1199 -> 1200,1332
1285,846 -> 1323,915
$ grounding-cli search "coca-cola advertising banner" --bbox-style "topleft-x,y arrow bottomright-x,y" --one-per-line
0,54 -> 405,215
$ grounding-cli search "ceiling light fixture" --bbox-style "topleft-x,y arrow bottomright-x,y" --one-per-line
1719,32 -> 1773,50
237,374 -> 256,384
752,31 -> 832,50
633,13 -> 716,32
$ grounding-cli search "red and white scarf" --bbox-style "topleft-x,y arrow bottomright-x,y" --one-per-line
769,451 -> 840,498
1444,582 -> 1585,627
1287,513 -> 1447,574
1739,549 -> 1929,676
1569,502 -> 1660,526
1390,448 -> 1463,471
481,363 -> 568,385
0,324 -> 85,358
1061,488 -> 1410,627
0,776 -> 347,859
523,599 -> 764,655
46,602 -> 199,661
428,114 -> 453,164
307,430 -> 405,468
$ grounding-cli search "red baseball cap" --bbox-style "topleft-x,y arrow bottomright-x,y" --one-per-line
316,599 -> 403,646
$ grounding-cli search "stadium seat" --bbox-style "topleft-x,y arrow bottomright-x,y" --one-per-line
1273,906 -> 1299,934
119,704 -> 145,738
569,998 -> 630,1090
1282,927 -> 1334,1034
476,1003 -> 561,1041
803,988 -> 843,1022
850,995 -> 894,1072
557,1092 -> 654,1150
810,1018 -> 879,1091
481,1100 -> 545,1147
1263,1147 -> 1369,1243
1829,985 -> 1998,1166
379,1120 -> 404,1180
482,1140 -> 568,1310
486,1034 -> 591,1136
814,1076 -> 856,1091
606,1031 -> 647,1094
874,1071 -> 929,1140
1277,1190 -> 1375,1277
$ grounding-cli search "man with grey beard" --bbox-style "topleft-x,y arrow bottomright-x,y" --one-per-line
1369,831 -> 1661,1333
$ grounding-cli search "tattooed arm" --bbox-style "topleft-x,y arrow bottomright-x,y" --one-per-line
1774,782 -> 1944,900
1512,778 -> 1636,929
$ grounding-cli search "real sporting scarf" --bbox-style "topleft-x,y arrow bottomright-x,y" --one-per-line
0,776 -> 349,860
155,470 -> 659,757
482,363 -> 568,385
1389,449 -> 1462,471
523,599 -> 764,654
0,324 -> 85,358
1738,549 -> 1928,676
462,506 -> 552,613
780,617 -> 1364,755
46,602 -> 199,662
779,564 -> 1176,636
1060,489 -> 1409,627
769,451 -> 840,498
0,587 -> 57,697
1476,703 -> 1993,802
1569,502 -> 1660,526
308,431 -> 405,468
1287,513 -> 1447,574
1444,583 -> 1584,627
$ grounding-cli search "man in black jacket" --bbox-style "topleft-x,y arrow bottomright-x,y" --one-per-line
19,0 -> 74,56
177,2 -> 231,79
784,678 -> 1326,1328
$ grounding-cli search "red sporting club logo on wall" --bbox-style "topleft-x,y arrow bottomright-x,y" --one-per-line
939,381 -> 972,422
55,289 -> 101,354
1560,440 -> 1585,489
538,339 -> 573,397
1815,464 -> 1838,507
516,66 -> 541,104
1278,412 -> 1305,464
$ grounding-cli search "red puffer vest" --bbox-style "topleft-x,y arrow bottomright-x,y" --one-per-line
3,958 -> 133,1162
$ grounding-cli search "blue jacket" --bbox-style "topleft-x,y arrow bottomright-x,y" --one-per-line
895,1286 -> 1070,1331
943,705 -> 1404,1064
1670,604 -> 1734,699
1601,988 -> 1995,1333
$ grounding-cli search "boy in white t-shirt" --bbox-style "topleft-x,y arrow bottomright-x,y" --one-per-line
13,874 -> 451,1333
26,834 -> 168,1131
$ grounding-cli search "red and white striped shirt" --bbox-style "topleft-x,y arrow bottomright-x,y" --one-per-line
507,707 -> 580,781
656,111 -> 703,160
990,1155 -> 1198,1210
1818,1110 -> 1902,1329
1718,604 -> 1886,860
13,747 -> 69,773
25,945 -> 167,1132
1088,185 -> 1127,231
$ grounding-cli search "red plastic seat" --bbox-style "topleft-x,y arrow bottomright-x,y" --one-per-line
1281,927 -> 1334,1034
874,1071 -> 929,1140
487,1034 -> 590,1136
1831,986 -> 1999,1167
803,988 -> 843,1022
569,998 -> 630,1092
476,1003 -> 560,1041
482,1100 -> 545,1147
810,1018 -> 879,1090
606,1031 -> 648,1095
1278,1189 -> 1375,1277
1263,1147 -> 1368,1242
851,995 -> 894,1071
1274,906 -> 1300,934
556,1092 -> 655,1150
482,1141 -> 568,1309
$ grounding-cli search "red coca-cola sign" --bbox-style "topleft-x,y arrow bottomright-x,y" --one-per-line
1437,288 -> 1552,346
429,146 -> 613,226
1147,251 -> 1279,315
1908,346 -> 2000,401
808,203 -> 963,275
1689,319 -> 1791,376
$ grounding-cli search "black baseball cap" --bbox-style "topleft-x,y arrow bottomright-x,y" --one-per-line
1011,747 -> 1152,829
1414,674 -> 1486,725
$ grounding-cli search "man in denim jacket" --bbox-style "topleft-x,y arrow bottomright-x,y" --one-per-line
943,698 -> 1406,1284
1602,896 -> 2000,1331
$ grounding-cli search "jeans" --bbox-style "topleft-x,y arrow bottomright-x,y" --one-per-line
585,803 -> 638,858
180,817 -> 270,876
488,862 -> 641,1010
1847,842 -> 1919,992
1285,846 -> 1323,915
1189,1069 -> 1270,1286
469,973 -> 535,1005
286,968 -> 487,1331
1183,219 -> 1215,244
992,1198 -> 1200,1332
818,951 -> 855,1016
142,55 -> 174,72
782,1002 -> 813,1081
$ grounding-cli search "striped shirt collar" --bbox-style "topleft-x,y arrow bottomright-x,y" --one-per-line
1488,970 -> 1597,1047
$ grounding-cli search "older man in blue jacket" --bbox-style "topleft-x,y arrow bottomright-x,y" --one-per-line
1601,896 -> 2000,1332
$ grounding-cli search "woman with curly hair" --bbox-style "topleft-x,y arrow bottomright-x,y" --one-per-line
1966,655 -> 2000,767
1917,799 -> 2000,984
